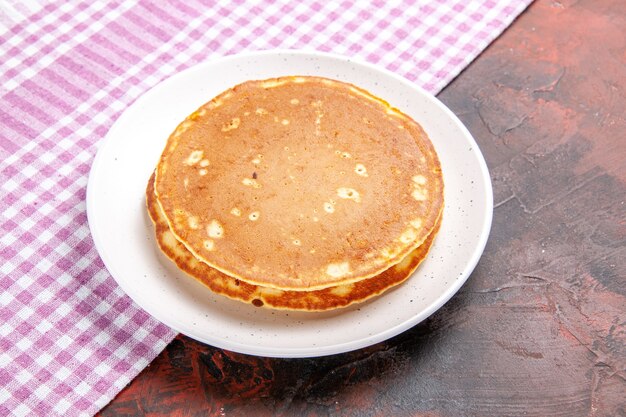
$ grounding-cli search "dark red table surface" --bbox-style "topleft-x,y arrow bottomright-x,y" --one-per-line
100,1 -> 626,415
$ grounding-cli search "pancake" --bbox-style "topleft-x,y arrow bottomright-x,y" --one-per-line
154,76 -> 443,290
147,173 -> 441,311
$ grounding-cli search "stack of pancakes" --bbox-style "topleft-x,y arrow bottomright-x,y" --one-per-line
147,76 -> 444,311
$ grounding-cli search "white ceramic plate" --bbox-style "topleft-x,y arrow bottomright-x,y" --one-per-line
87,50 -> 492,358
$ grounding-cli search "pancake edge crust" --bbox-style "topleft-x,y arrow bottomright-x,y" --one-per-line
147,173 -> 441,311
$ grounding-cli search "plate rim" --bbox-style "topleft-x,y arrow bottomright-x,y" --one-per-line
87,49 -> 493,358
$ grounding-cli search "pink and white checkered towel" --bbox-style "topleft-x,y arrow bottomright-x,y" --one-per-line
0,1 -> 531,415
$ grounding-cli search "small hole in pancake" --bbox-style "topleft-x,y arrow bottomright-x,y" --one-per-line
187,216 -> 199,229
183,150 -> 204,166
252,299 -> 264,307
337,188 -> 361,202
242,178 -> 261,188
326,262 -> 351,278
221,117 -> 240,131
411,188 -> 427,201
412,175 -> 427,185
207,220 -> 224,238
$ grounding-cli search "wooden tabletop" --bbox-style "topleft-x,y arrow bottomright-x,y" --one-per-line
99,0 -> 626,415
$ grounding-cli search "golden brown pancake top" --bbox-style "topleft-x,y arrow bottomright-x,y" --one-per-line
155,76 -> 443,290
